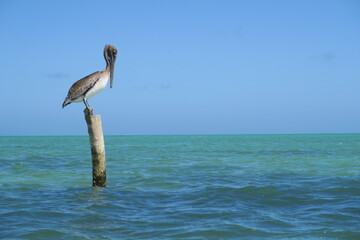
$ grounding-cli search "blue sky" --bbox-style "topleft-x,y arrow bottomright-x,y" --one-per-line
0,0 -> 359,135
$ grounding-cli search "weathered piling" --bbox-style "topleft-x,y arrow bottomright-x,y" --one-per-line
84,108 -> 106,187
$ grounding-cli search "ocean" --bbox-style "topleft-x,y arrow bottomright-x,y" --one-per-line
0,134 -> 359,239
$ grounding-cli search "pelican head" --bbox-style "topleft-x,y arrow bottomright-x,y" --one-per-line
104,44 -> 118,88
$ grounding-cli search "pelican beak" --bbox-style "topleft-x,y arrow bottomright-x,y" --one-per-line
105,44 -> 118,88
110,54 -> 116,88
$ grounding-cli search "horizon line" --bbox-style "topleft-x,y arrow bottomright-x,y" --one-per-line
1,132 -> 360,137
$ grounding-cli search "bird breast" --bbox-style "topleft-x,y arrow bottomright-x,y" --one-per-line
85,71 -> 110,100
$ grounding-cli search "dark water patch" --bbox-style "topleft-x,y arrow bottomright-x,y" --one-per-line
19,229 -> 84,240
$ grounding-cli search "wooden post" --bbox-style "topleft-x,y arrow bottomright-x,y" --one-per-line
84,108 -> 106,187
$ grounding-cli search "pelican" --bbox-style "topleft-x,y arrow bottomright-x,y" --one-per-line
62,44 -> 118,110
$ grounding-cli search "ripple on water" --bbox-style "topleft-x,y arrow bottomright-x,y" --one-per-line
1,135 -> 360,239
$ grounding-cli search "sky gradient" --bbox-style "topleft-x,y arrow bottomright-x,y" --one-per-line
0,0 -> 359,135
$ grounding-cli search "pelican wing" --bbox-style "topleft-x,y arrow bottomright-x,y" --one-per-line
62,71 -> 102,108
67,71 -> 102,100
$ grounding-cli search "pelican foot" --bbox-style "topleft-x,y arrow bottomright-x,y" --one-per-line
84,107 -> 94,116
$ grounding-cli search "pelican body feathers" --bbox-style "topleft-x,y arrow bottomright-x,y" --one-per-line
62,45 -> 117,109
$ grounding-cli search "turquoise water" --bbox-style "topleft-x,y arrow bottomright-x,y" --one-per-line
0,134 -> 359,239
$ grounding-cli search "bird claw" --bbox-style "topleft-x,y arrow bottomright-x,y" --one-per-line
84,107 -> 94,116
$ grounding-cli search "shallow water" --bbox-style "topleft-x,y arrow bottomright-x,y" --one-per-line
1,134 -> 360,239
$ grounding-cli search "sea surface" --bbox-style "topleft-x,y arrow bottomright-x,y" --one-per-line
0,134 -> 359,239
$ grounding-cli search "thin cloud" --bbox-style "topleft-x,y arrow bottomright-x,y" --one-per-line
41,73 -> 69,79
312,51 -> 337,65
134,83 -> 172,90
233,25 -> 243,38
159,84 -> 171,90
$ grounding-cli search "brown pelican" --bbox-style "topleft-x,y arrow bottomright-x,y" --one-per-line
62,44 -> 118,109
